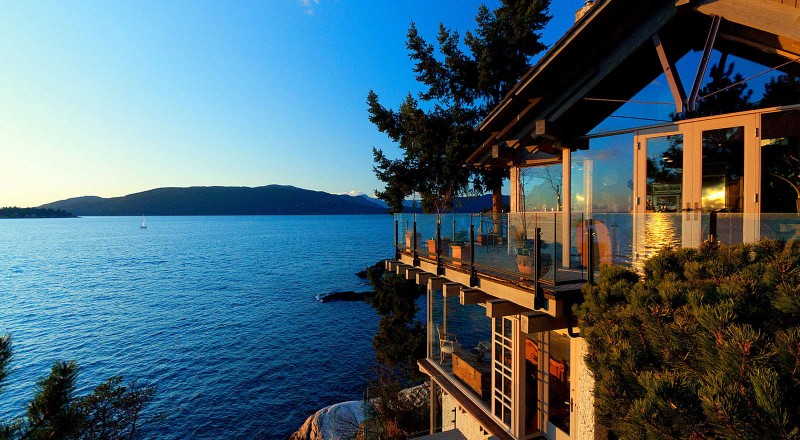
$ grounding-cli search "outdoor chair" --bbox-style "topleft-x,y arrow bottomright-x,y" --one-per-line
436,324 -> 460,363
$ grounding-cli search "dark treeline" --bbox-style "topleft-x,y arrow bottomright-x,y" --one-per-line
0,207 -> 76,219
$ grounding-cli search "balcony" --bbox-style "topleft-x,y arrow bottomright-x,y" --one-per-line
393,211 -> 800,313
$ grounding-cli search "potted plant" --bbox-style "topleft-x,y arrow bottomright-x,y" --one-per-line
405,229 -> 421,249
450,230 -> 470,266
426,236 -> 451,255
516,238 -> 552,276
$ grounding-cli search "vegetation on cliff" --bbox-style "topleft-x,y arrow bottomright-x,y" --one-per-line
577,239 -> 800,439
361,267 -> 428,439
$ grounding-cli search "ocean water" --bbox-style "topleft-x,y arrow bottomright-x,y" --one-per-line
0,215 -> 395,439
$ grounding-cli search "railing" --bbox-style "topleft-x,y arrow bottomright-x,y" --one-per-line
394,211 -> 800,286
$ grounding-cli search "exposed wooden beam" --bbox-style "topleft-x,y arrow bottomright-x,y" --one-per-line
461,288 -> 490,305
443,282 -> 462,298
652,33 -> 686,113
520,312 -> 570,333
534,119 -> 565,143
396,264 -> 411,277
428,276 -> 447,292
694,0 -> 800,42
486,299 -> 531,318
491,143 -> 516,162
416,271 -> 434,286
482,98 -> 542,149
406,267 -> 423,281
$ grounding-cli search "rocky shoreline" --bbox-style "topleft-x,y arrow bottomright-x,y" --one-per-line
289,401 -> 365,440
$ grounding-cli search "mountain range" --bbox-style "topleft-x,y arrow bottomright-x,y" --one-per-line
38,185 -> 508,216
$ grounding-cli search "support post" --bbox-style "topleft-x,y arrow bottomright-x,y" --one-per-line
652,33 -> 687,114
689,15 -> 721,111
708,210 -> 718,243
394,218 -> 400,260
436,218 -> 443,275
587,220 -> 595,285
469,224 -> 478,287
534,227 -> 544,309
413,220 -> 420,267
429,380 -> 438,435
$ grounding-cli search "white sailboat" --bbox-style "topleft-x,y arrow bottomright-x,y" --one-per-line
140,215 -> 147,229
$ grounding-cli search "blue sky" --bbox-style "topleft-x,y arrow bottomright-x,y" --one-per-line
0,0 -> 587,207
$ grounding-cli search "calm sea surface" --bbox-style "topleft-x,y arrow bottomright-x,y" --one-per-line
0,215 -> 395,438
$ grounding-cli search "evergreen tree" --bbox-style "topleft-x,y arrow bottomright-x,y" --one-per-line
362,269 -> 428,438
682,62 -> 754,119
761,74 -> 800,108
577,239 -> 800,439
369,0 -> 552,213
0,336 -> 156,440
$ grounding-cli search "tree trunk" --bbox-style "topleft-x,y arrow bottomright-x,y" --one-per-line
492,184 -> 502,240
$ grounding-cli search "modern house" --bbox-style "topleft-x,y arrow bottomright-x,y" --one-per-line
387,1 -> 800,439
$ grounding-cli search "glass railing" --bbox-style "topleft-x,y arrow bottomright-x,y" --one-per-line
430,283 -> 493,407
395,211 -> 800,282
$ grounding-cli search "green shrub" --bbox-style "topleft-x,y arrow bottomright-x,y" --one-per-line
577,239 -> 800,439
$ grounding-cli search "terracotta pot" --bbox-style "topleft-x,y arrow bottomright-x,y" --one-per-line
451,243 -> 471,266
426,238 -> 451,254
405,232 -> 421,249
516,253 -> 552,276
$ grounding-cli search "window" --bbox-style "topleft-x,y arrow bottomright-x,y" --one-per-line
548,330 -> 570,434
493,317 -> 514,427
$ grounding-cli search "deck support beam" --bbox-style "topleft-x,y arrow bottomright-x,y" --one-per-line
461,288 -> 490,305
486,299 -> 531,318
428,276 -> 447,292
520,312 -> 570,333
443,282 -> 462,298
416,271 -> 434,286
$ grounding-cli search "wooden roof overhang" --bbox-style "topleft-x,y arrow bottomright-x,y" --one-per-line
469,0 -> 800,170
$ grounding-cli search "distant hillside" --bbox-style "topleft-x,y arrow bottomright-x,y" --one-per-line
362,194 -> 510,213
39,185 -> 389,216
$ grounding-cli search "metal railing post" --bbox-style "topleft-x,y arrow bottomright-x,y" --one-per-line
394,218 -> 399,260
534,227 -> 544,309
436,218 -> 443,275
469,224 -> 478,286
708,210 -> 718,243
553,212 -> 558,283
413,220 -> 420,267
587,219 -> 595,285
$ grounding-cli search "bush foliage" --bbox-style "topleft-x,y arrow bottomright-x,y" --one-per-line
577,239 -> 800,439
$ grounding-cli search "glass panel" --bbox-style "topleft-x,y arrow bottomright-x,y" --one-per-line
549,331 -> 570,434
525,337 -> 540,435
521,164 -> 563,212
571,134 -> 635,214
702,127 -> 745,212
440,296 -> 492,403
761,110 -> 800,215
646,135 -> 683,212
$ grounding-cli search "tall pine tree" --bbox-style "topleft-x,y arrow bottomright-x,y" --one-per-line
369,0 -> 551,213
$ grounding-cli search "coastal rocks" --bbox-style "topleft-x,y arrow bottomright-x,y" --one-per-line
316,291 -> 375,302
289,400 -> 364,440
